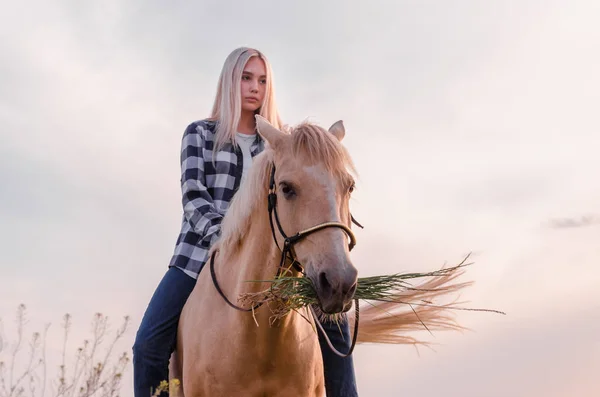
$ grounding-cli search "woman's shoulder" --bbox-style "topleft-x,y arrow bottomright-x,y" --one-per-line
185,118 -> 217,135
182,119 -> 219,147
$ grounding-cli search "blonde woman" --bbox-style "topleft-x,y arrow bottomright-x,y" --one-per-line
132,47 -> 358,397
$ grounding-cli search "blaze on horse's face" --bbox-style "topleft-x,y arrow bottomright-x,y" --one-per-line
255,115 -> 358,314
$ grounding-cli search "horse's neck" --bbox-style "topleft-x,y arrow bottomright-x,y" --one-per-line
210,207 -> 319,367
198,209 -> 321,391
219,217 -> 279,293
217,208 -> 305,327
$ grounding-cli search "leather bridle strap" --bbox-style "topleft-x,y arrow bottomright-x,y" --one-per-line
267,163 -> 361,357
267,164 -> 358,256
310,300 -> 360,358
209,250 -> 263,312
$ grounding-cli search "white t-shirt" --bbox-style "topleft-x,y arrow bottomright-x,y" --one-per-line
235,132 -> 256,183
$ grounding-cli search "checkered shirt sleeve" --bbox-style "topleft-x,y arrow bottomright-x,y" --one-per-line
169,120 -> 240,277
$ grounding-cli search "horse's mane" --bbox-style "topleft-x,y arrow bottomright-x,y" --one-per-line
216,121 -> 356,255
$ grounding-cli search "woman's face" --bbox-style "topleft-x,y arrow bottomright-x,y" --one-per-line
240,56 -> 267,113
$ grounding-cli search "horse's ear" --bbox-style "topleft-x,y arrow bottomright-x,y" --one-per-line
328,120 -> 345,141
255,115 -> 286,148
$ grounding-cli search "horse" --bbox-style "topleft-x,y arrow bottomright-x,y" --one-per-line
169,115 -> 470,396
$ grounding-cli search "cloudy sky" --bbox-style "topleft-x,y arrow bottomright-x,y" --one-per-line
1,1 -> 599,396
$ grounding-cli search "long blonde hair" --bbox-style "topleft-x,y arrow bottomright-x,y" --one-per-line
209,47 -> 283,152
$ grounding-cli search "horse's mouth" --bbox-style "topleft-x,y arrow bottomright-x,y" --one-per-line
342,300 -> 354,313
317,298 -> 354,315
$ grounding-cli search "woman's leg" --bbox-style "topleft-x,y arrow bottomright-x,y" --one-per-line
132,267 -> 196,397
318,317 -> 359,397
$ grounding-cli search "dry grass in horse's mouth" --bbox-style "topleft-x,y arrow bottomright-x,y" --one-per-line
238,254 -> 505,327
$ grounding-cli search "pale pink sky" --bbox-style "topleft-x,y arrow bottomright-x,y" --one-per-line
1,1 -> 599,396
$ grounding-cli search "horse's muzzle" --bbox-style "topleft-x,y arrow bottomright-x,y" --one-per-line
313,266 -> 358,314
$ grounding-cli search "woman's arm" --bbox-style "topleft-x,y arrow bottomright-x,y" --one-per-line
180,122 -> 223,246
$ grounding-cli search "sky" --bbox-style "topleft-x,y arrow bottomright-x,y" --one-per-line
1,1 -> 599,396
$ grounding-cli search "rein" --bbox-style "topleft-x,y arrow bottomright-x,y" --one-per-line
210,162 -> 363,357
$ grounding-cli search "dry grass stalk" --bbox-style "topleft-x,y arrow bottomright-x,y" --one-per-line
239,255 -> 505,339
0,305 -> 130,397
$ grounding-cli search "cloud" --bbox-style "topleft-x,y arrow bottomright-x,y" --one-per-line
547,214 -> 600,229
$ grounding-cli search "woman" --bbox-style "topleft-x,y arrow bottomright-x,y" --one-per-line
132,47 -> 358,397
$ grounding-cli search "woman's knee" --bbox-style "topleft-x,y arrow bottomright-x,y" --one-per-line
132,330 -> 172,362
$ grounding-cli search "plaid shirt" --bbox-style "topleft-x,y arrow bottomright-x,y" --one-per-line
169,119 -> 265,278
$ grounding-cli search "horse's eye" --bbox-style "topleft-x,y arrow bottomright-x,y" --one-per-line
348,183 -> 355,194
280,183 -> 296,198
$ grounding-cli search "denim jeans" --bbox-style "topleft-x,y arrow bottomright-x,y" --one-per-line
318,316 -> 359,397
132,267 -> 196,396
132,266 -> 358,397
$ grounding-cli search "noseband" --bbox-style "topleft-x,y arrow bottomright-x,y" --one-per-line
210,162 -> 362,357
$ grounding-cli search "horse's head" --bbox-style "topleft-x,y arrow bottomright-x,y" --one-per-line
256,115 -> 358,314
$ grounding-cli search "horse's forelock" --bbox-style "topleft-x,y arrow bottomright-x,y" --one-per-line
289,122 -> 356,179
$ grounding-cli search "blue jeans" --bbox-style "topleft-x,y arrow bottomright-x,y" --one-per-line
318,316 -> 358,397
132,266 -> 358,397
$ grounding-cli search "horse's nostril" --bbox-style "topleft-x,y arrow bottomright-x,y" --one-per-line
318,271 -> 332,294
346,282 -> 357,298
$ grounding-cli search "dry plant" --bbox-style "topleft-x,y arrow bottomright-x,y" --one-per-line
240,254 -> 505,326
0,304 -> 130,397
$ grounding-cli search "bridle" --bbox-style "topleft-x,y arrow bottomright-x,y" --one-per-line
209,162 -> 362,357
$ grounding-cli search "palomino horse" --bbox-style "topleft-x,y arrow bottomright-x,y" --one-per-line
170,116 -> 469,396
